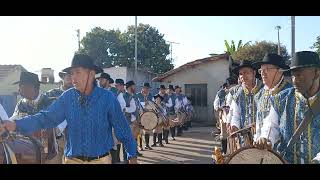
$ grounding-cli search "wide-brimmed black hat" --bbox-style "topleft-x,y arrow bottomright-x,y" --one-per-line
125,80 -> 135,88
58,72 -> 68,79
168,85 -> 174,91
115,79 -> 124,85
109,78 -> 114,84
281,51 -> 320,72
175,85 -> 182,90
232,60 -> 255,75
96,72 -> 110,80
252,53 -> 289,70
142,82 -> 151,88
13,71 -> 41,86
153,94 -> 164,101
62,54 -> 103,74
158,85 -> 166,90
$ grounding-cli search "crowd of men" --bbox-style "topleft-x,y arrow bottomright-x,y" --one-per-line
0,53 -> 193,164
213,51 -> 320,164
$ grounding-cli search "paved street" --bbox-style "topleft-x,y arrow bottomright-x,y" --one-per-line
133,127 -> 220,164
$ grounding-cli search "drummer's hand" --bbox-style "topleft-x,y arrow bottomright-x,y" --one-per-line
0,120 -> 16,132
226,123 -> 231,132
129,157 -> 138,164
254,138 -> 272,150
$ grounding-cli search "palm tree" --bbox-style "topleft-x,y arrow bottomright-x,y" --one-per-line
224,40 -> 251,55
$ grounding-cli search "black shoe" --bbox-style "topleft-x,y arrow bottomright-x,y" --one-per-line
151,143 -> 157,147
171,137 -> 176,141
139,147 -> 144,151
165,141 -> 170,144
137,152 -> 143,157
159,143 -> 164,147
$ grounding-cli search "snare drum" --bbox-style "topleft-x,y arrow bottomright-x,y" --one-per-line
225,147 -> 286,164
140,110 -> 159,131
227,126 -> 253,155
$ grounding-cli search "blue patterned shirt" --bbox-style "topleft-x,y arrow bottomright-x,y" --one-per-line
15,86 -> 137,159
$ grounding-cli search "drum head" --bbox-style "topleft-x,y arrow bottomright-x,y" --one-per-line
140,111 -> 158,130
225,147 -> 286,164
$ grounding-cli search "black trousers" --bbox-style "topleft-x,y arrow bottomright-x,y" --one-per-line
122,144 -> 128,163
177,126 -> 183,136
170,127 -> 176,138
110,144 -> 121,164
163,129 -> 169,143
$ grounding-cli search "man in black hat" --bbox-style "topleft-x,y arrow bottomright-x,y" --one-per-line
255,51 -> 320,164
45,71 -> 73,164
96,72 -> 110,89
136,82 -> 154,150
2,54 -> 137,164
9,71 -> 58,163
229,60 -> 263,132
167,85 -> 177,140
174,85 -> 188,136
156,85 -> 173,144
251,53 -> 292,151
151,93 -> 167,147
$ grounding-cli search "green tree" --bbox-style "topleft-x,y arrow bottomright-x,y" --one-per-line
231,41 -> 290,63
311,35 -> 320,55
123,24 -> 172,74
79,24 -> 173,74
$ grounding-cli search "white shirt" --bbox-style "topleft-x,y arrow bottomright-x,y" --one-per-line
118,92 -> 137,122
0,103 -> 9,120
174,95 -> 188,111
230,99 -> 241,128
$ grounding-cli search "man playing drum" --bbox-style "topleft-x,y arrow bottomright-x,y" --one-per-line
1,54 -> 137,164
174,85 -> 188,137
256,51 -> 320,164
156,85 -> 172,144
136,82 -> 154,150
253,53 -> 292,148
8,71 -> 58,164
151,94 -> 167,147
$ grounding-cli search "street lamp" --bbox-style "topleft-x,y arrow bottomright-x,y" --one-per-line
275,26 -> 281,55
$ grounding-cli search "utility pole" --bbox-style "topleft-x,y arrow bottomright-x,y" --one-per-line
76,29 -> 80,51
166,41 -> 180,62
291,16 -> 295,57
134,16 -> 138,83
275,26 -> 281,55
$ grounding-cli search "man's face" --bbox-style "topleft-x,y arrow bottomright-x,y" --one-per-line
239,67 -> 255,87
292,67 -> 319,95
160,88 -> 166,94
63,74 -> 73,89
259,64 -> 282,87
115,84 -> 124,91
155,97 -> 161,104
98,78 -> 109,88
142,87 -> 150,94
175,88 -> 181,94
128,85 -> 136,94
19,83 -> 38,100
70,67 -> 95,93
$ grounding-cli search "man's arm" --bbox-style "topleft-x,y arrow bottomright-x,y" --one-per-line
117,93 -> 126,111
108,95 -> 137,159
14,94 -> 67,135
213,94 -> 219,111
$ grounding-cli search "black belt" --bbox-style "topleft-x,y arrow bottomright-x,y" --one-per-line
74,151 -> 110,162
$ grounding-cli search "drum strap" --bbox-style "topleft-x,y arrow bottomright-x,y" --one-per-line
2,142 -> 17,164
281,94 -> 320,157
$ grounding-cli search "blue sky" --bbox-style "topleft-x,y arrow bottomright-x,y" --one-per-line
0,16 -> 319,81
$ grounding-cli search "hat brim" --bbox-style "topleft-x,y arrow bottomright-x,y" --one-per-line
59,72 -> 68,79
12,80 -> 42,85
252,61 -> 289,70
231,65 -> 255,75
62,65 -> 103,74
280,64 -> 320,72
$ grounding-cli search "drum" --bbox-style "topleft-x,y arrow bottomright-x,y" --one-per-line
227,126 -> 253,155
0,135 -> 42,164
225,147 -> 286,164
140,111 -> 159,131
